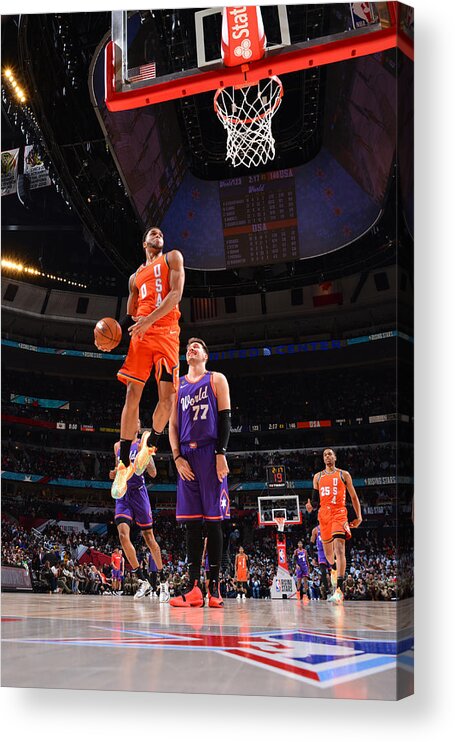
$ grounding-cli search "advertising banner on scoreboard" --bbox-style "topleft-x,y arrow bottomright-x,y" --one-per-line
1,148 -> 20,196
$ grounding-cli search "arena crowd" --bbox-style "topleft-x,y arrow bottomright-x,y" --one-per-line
2,512 -> 412,601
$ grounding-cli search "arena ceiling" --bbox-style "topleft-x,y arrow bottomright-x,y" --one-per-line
1,10 -> 406,297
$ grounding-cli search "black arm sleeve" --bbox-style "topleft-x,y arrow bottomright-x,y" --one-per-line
216,409 -> 231,455
119,315 -> 134,332
311,489 -> 320,509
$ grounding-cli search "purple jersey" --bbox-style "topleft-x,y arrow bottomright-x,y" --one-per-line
295,548 -> 309,578
175,372 -> 230,523
316,526 -> 328,565
177,372 -> 218,446
295,549 -> 308,569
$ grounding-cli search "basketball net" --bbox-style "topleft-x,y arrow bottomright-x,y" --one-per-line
215,7 -> 282,168
274,516 -> 286,533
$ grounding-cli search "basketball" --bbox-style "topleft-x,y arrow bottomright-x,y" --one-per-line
94,317 -> 122,351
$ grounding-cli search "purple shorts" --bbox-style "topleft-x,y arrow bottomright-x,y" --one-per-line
296,565 -> 309,579
111,568 -> 122,580
115,485 -> 153,530
176,443 -> 230,522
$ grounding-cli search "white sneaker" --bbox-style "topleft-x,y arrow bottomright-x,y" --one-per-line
159,583 -> 170,603
111,461 -> 134,499
328,587 -> 344,604
236,594 -> 241,602
242,594 -> 246,602
134,431 -> 157,476
134,579 -> 152,600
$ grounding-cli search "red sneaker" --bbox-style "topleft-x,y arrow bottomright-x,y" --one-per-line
170,582 -> 204,608
208,583 -> 224,608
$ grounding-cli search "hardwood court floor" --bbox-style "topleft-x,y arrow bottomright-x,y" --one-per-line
1,593 -> 413,700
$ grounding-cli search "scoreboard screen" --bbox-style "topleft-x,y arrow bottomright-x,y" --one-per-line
219,170 -> 299,269
266,465 -> 287,490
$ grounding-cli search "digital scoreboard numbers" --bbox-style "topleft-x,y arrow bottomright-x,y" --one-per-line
266,465 -> 287,490
219,171 -> 299,268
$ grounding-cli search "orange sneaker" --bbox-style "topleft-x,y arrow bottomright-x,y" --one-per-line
302,594 -> 310,605
208,583 -> 224,608
170,582 -> 204,608
296,593 -> 301,600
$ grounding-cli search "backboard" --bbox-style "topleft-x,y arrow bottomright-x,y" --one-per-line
105,4 -> 399,111
257,494 -> 302,527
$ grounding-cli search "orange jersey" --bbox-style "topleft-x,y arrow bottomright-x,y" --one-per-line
135,254 -> 180,328
236,554 -> 248,579
111,553 -> 122,570
317,469 -> 347,510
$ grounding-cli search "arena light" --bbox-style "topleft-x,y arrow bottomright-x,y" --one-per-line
1,258 -> 87,289
2,67 -> 28,106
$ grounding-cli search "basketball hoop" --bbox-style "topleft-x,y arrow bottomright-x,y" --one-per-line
214,76 -> 283,168
274,516 -> 286,533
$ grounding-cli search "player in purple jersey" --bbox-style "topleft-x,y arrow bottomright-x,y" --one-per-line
109,419 -> 163,599
311,525 -> 331,599
169,338 -> 231,609
293,541 -> 310,603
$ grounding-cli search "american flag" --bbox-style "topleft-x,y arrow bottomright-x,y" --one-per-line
191,297 -> 217,322
129,62 -> 157,83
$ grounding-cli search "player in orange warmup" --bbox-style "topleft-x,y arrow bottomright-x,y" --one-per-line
95,226 -> 185,499
235,546 -> 249,602
306,448 -> 362,604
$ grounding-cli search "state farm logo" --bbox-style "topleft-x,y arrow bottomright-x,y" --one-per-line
230,7 -> 250,41
234,38 -> 252,60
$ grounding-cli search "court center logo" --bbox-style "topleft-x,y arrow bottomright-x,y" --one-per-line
5,627 -> 413,689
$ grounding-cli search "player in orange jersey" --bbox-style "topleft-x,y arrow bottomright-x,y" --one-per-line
306,448 -> 362,604
110,547 -> 124,594
95,226 -> 185,499
235,546 -> 249,602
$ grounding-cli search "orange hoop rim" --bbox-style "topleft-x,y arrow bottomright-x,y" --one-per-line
214,75 -> 283,127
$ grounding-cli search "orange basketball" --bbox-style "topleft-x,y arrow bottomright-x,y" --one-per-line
94,317 -> 122,351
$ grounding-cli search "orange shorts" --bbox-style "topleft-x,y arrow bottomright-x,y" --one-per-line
118,325 -> 180,389
318,507 -> 351,543
236,572 -> 248,583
